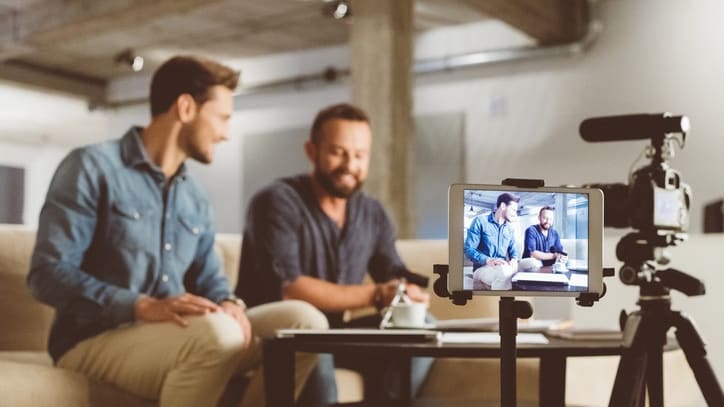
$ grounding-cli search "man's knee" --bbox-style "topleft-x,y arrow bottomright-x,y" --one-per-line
278,300 -> 329,330
186,312 -> 245,356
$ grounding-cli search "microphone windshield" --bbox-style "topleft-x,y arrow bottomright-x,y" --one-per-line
580,114 -> 689,142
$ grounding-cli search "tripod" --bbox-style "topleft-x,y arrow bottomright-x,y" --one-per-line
608,262 -> 724,407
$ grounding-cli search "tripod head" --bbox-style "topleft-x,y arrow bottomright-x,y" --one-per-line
616,231 -> 705,298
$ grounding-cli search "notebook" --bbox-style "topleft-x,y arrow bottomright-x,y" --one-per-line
276,328 -> 441,342
512,272 -> 569,285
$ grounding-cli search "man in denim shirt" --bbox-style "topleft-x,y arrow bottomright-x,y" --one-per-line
464,192 -> 520,269
27,56 -> 326,407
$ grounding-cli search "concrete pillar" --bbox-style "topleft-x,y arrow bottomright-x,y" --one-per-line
350,0 -> 415,238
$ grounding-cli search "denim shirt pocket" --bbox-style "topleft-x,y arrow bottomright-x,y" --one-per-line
175,214 -> 205,265
109,201 -> 156,251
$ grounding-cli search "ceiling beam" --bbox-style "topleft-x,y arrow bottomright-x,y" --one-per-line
0,60 -> 106,107
458,0 -> 589,45
1,0 -> 223,47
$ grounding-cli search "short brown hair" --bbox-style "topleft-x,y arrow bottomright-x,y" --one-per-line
496,193 -> 520,209
539,206 -> 555,216
150,55 -> 239,117
310,103 -> 370,145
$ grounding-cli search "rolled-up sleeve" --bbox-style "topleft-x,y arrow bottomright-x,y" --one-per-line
464,217 -> 488,265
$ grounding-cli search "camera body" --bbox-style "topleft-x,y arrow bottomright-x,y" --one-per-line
588,163 -> 691,234
580,113 -> 691,239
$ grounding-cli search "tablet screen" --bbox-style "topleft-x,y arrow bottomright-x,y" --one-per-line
448,184 -> 603,296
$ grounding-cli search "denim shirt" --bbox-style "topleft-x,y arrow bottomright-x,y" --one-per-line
28,127 -> 232,363
464,213 -> 519,269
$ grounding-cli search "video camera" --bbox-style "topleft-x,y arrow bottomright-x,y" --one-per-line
581,114 -> 724,407
580,113 -> 691,244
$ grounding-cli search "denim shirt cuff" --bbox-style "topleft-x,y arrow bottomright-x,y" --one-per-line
107,288 -> 140,324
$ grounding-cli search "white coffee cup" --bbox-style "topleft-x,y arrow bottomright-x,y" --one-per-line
390,302 -> 427,328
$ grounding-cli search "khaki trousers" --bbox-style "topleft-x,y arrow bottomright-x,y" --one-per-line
58,300 -> 328,407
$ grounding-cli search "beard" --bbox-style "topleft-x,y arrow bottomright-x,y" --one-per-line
313,167 -> 363,198
540,223 -> 551,230
181,125 -> 213,164
188,145 -> 212,164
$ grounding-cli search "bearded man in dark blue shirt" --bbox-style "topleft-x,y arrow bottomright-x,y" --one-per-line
522,206 -> 566,266
237,103 -> 432,404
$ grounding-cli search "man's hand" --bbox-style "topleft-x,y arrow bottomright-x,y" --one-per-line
220,301 -> 252,348
134,293 -> 220,327
405,283 -> 430,305
486,258 -> 506,266
378,279 -> 430,306
378,279 -> 401,306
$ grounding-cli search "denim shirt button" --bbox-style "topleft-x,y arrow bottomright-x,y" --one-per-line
192,227 -> 199,234
164,243 -> 172,251
133,212 -> 140,220
161,274 -> 169,282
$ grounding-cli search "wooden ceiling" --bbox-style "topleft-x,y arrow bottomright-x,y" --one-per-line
0,0 -> 588,100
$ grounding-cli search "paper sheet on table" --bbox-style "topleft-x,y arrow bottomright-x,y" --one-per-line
568,273 -> 588,287
440,332 -> 549,344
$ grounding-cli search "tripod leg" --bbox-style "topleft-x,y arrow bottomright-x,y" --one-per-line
673,312 -> 724,406
609,312 -> 648,407
645,346 -> 664,407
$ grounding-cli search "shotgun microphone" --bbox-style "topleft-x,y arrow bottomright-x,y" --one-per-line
579,113 -> 690,142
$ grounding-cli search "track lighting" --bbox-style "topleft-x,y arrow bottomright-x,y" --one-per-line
322,0 -> 352,20
114,49 -> 144,72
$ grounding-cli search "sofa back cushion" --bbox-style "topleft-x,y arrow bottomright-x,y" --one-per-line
0,224 -> 496,352
0,225 -> 53,351
0,225 -> 242,352
395,240 -> 498,319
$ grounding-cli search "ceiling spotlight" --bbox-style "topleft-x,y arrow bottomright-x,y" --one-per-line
114,49 -> 144,72
322,0 -> 352,20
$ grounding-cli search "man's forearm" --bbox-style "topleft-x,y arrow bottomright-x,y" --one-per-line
282,276 -> 377,312
530,250 -> 556,261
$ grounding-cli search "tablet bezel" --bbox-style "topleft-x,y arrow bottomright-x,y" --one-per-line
448,183 -> 604,297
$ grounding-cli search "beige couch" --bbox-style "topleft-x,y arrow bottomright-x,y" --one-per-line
0,224 -> 702,406
0,224 -> 534,406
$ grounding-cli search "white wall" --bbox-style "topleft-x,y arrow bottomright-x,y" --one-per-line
0,81 -> 108,225
0,141 -> 69,225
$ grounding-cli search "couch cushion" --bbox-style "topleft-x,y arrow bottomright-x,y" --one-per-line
395,240 -> 500,320
0,225 -> 54,351
0,359 -> 154,407
214,233 -> 242,287
0,350 -> 53,366
418,358 -> 539,402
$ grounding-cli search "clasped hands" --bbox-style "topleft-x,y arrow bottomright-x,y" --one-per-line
134,293 -> 252,347
485,257 -> 518,267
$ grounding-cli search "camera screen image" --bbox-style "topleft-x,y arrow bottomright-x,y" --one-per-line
462,189 -> 591,292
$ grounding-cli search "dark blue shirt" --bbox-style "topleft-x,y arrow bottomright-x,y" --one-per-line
464,213 -> 519,269
522,225 -> 563,266
236,174 -> 405,326
28,127 -> 232,363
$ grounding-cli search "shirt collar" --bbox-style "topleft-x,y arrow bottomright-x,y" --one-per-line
487,212 -> 507,226
120,126 -> 188,180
